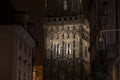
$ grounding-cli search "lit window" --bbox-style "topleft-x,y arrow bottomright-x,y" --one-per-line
66,43 -> 71,55
63,0 -> 68,10
55,44 -> 61,55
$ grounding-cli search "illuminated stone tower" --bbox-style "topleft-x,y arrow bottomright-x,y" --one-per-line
43,0 -> 90,80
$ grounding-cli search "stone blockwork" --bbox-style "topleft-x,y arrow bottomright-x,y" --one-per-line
43,15 -> 90,80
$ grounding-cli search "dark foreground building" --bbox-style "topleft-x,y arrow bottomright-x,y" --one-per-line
89,0 -> 120,80
0,0 -> 37,80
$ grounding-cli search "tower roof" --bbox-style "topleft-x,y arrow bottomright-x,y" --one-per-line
45,0 -> 83,17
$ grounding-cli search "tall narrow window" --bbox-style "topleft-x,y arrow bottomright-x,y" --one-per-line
55,44 -> 61,55
68,43 -> 72,54
58,44 -> 61,55
66,43 -> 71,55
57,44 -> 59,55
66,43 -> 68,54
63,0 -> 68,11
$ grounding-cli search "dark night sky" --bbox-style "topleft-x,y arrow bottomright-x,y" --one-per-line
10,0 -> 56,66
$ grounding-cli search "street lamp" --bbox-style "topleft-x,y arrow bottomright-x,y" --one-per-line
99,29 -> 120,42
96,29 -> 120,80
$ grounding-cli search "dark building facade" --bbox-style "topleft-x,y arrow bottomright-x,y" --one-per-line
88,0 -> 120,80
0,1 -> 37,80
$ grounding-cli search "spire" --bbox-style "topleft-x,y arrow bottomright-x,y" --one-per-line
55,0 -> 83,17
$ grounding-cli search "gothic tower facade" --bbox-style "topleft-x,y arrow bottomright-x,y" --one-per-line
43,0 -> 90,80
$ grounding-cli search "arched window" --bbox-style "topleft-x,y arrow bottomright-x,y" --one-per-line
63,0 -> 68,10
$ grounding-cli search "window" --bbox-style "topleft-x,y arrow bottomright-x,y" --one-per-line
63,0 -> 68,10
54,44 -> 61,55
68,43 -> 71,55
66,43 -> 71,55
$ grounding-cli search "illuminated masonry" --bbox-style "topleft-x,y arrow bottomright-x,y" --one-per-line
43,15 -> 90,80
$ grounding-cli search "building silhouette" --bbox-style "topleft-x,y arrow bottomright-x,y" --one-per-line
89,0 -> 120,80
0,0 -> 37,80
